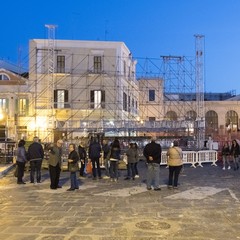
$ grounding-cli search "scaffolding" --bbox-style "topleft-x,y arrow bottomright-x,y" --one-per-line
195,34 -> 205,149
18,36 -> 205,148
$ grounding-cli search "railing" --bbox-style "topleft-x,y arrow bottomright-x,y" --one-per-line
161,150 -> 218,168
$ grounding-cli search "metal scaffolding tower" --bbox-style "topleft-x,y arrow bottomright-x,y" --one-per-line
45,24 -> 57,140
195,34 -> 205,149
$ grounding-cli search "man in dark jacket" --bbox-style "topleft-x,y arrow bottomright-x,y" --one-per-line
88,138 -> 102,180
143,136 -> 162,191
28,136 -> 44,183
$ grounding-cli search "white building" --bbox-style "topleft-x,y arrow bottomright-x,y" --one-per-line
0,39 -> 239,146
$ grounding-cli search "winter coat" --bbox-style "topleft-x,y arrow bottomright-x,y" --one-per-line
126,148 -> 138,164
102,143 -> 110,159
78,145 -> 87,160
48,144 -> 62,167
166,146 -> 183,166
16,146 -> 27,163
143,141 -> 162,164
27,142 -> 44,161
89,141 -> 101,159
109,147 -> 121,161
222,145 -> 230,156
231,143 -> 240,157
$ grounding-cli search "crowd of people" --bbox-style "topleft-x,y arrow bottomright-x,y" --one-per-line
15,135 -> 240,192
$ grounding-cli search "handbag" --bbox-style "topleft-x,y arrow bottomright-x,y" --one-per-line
69,162 -> 79,172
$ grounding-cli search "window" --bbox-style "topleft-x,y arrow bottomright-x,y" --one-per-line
56,56 -> 65,73
165,111 -> 177,121
149,117 -> 156,121
0,74 -> 9,80
0,99 -> 7,111
149,90 -> 155,101
186,111 -> 197,121
93,56 -> 102,73
226,110 -> 238,132
18,99 -> 28,116
123,92 -> 127,111
54,90 -> 69,108
90,90 -> 105,109
205,110 -> 218,130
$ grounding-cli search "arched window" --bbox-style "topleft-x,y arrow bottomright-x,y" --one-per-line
185,110 -> 197,120
0,74 -> 10,80
165,111 -> 177,121
205,110 -> 218,130
226,110 -> 238,132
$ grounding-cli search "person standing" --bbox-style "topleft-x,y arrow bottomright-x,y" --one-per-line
67,143 -> 79,191
109,138 -> 121,182
28,136 -> 44,184
78,141 -> 87,178
102,139 -> 110,179
16,139 -> 27,184
222,142 -> 231,170
143,136 -> 162,191
48,139 -> 63,189
88,138 -> 102,180
125,143 -> 139,180
231,139 -> 239,170
166,140 -> 183,189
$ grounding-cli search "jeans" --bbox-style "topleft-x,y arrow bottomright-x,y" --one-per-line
70,172 -> 79,189
104,158 -> 110,176
147,163 -> 160,189
110,161 -> 118,179
30,160 -> 42,183
222,155 -> 230,168
17,161 -> 25,183
134,162 -> 139,175
233,156 -> 239,170
168,165 -> 182,187
91,157 -> 101,178
79,159 -> 86,176
126,163 -> 136,178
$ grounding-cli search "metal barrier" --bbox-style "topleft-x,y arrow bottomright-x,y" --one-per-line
196,150 -> 218,167
161,150 -> 218,167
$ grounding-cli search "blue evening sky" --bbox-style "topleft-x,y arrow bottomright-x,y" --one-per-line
1,0 -> 240,94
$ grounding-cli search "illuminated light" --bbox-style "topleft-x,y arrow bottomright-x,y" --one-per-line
0,112 -> 4,121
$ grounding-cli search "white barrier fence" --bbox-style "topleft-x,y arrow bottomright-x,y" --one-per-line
161,150 -> 218,168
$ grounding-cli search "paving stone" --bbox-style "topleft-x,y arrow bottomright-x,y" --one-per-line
0,161 -> 240,239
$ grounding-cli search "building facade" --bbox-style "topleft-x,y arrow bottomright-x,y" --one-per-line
0,39 -> 239,146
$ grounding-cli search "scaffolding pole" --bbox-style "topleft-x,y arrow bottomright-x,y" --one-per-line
195,34 -> 205,149
45,24 -> 57,141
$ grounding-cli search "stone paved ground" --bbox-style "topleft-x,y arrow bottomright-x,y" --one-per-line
0,161 -> 240,240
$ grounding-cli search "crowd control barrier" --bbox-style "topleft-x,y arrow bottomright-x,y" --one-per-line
161,150 -> 218,168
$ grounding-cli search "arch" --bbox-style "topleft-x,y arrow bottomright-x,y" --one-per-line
226,110 -> 238,132
205,110 -> 218,130
165,111 -> 177,121
0,73 -> 10,80
186,110 -> 197,120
